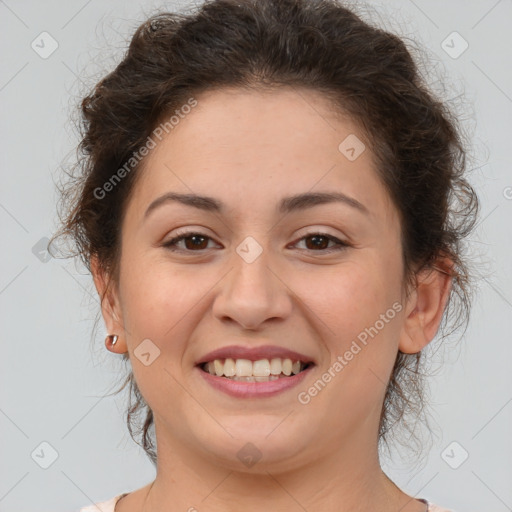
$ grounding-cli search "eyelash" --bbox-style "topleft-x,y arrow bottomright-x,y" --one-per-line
162,231 -> 349,254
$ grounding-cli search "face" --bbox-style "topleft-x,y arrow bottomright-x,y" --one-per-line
95,87 -> 446,473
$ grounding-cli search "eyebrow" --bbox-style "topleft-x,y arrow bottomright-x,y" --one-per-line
143,191 -> 370,220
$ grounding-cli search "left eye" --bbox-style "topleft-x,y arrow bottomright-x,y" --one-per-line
292,233 -> 349,252
162,232 -> 349,253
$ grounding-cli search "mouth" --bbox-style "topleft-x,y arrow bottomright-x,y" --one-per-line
199,357 -> 313,382
194,346 -> 316,398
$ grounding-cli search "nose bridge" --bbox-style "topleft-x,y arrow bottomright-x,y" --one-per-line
212,237 -> 292,329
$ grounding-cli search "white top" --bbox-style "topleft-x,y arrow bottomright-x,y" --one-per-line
78,493 -> 456,511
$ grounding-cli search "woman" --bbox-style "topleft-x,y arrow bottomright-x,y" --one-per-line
52,0 -> 478,510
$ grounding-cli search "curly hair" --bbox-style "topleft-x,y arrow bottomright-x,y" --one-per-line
50,0 -> 479,466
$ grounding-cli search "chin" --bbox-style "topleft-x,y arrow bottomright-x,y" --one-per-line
191,415 -> 315,472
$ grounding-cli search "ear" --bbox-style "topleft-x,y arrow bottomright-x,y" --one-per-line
398,258 -> 453,354
91,255 -> 127,353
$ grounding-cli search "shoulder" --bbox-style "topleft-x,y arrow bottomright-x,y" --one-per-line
428,503 -> 457,512
79,493 -> 126,512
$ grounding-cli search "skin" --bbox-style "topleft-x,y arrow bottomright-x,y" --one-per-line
92,87 -> 452,512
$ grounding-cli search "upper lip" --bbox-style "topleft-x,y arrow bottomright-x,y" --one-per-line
196,345 -> 316,365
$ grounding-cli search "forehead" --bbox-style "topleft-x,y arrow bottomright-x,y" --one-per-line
125,87 -> 396,226
150,86 -> 363,166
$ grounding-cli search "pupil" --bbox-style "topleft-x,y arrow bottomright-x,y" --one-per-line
186,235 -> 207,250
307,235 -> 328,250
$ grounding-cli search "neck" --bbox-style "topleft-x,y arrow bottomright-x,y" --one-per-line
142,424 -> 424,512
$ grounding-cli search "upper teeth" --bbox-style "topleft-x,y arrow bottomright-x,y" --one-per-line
204,358 -> 305,377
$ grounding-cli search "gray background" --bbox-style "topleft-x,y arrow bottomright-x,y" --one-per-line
1,0 -> 511,511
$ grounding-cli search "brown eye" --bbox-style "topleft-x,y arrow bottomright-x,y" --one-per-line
183,234 -> 209,250
304,235 -> 330,250
162,232 -> 215,252
293,233 -> 349,253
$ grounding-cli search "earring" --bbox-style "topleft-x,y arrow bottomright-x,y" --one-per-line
105,334 -> 119,347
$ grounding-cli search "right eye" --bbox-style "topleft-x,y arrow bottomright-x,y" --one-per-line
162,231 -> 219,252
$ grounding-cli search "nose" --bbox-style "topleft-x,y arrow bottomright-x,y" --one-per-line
211,246 -> 293,331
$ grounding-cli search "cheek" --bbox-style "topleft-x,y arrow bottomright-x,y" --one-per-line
299,255 -> 404,395
296,263 -> 403,420
119,251 -> 199,341
118,261 -> 201,418
301,260 -> 392,342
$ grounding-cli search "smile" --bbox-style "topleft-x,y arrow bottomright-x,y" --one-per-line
196,358 -> 315,398
201,357 -> 311,381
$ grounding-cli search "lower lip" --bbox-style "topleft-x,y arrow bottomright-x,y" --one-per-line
196,366 -> 313,398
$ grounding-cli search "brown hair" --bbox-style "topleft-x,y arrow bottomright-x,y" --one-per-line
50,0 -> 479,466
